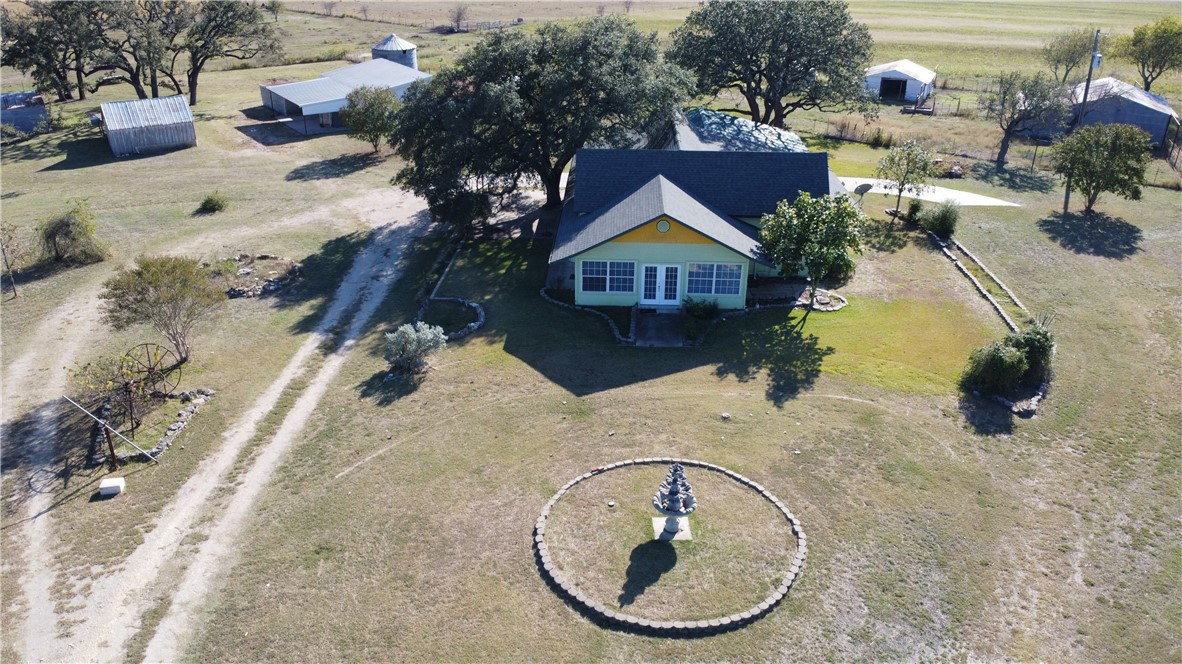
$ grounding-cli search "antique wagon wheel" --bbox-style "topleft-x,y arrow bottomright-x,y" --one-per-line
122,343 -> 182,394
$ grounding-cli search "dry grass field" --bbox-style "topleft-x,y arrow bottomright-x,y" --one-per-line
1,1 -> 1179,662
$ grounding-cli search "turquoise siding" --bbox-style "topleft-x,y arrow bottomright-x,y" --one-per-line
573,242 -> 751,309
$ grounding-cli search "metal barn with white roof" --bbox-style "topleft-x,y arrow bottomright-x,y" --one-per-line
259,58 -> 431,134
99,95 -> 196,157
864,59 -> 938,103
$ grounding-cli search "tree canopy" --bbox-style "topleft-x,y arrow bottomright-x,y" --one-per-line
100,255 -> 227,363
1042,28 -> 1100,85
1113,16 -> 1182,92
341,86 -> 400,152
759,192 -> 864,308
875,139 -> 938,214
980,71 -> 1069,169
1052,123 -> 1151,214
668,0 -> 875,128
391,15 -> 690,226
0,0 -> 278,105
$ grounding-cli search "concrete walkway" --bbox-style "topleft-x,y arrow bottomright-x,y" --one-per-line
839,177 -> 1020,207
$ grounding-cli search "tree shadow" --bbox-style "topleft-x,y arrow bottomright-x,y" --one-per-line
970,162 -> 1055,193
957,394 -> 1014,436
265,230 -> 372,332
713,314 -> 834,407
617,540 -> 677,608
1,399 -> 99,519
861,218 -> 908,254
1037,211 -> 1142,259
0,259 -> 79,295
285,152 -> 385,181
355,369 -> 424,406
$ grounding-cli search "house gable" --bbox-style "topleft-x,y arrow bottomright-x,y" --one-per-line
611,216 -> 716,245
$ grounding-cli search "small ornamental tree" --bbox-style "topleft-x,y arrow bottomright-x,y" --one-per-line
38,199 -> 110,264
100,256 -> 227,363
759,192 -> 864,308
1113,16 -> 1182,93
1052,123 -> 1151,214
340,85 -> 400,152
384,321 -> 447,373
875,139 -> 937,215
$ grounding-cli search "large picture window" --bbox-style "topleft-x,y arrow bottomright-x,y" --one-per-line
687,262 -> 743,295
582,260 -> 635,293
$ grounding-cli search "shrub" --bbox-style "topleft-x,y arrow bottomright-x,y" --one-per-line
1,123 -> 29,142
207,258 -> 239,278
38,199 -> 110,264
197,192 -> 229,214
384,321 -> 447,373
682,296 -> 719,320
1006,324 -> 1054,382
920,201 -> 960,239
962,341 -> 1029,394
905,198 -> 924,224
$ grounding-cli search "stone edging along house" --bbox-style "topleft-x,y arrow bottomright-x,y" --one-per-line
549,147 -> 842,310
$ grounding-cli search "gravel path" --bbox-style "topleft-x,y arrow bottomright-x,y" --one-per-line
2,188 -> 426,662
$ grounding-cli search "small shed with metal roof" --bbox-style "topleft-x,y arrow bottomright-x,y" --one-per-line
372,33 -> 418,70
1072,77 -> 1179,145
259,59 -> 431,134
99,95 -> 196,157
865,59 -> 937,103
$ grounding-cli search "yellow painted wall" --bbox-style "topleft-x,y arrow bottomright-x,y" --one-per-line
610,216 -> 715,245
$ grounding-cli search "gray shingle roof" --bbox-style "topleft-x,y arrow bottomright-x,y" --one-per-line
551,175 -> 769,264
99,95 -> 193,132
567,149 -> 832,218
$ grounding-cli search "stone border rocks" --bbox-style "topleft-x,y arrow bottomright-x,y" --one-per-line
929,231 -> 1021,333
539,288 -> 636,344
205,253 -> 301,299
415,296 -> 486,341
535,458 -> 806,637
87,388 -> 215,467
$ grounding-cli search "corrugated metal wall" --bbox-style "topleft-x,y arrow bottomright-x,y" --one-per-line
1081,97 -> 1172,145
106,121 -> 197,157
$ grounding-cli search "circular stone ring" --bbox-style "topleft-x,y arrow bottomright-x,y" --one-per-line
534,457 -> 807,636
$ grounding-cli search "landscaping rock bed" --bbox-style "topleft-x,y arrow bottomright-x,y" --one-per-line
535,457 -> 806,636
87,388 -> 216,467
206,254 -> 300,299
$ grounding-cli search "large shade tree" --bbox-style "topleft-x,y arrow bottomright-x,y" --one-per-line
391,15 -> 690,224
668,0 -> 875,128
981,71 -> 1069,170
1113,16 -> 1182,93
0,1 -> 107,101
183,0 -> 280,105
1042,28 -> 1102,85
1052,123 -> 1151,214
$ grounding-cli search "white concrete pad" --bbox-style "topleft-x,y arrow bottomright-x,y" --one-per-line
99,478 -> 125,496
652,516 -> 692,540
839,177 -> 1020,207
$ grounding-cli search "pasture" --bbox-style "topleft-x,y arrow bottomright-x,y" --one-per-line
1,2 -> 1179,662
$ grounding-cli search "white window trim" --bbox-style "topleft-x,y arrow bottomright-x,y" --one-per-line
686,262 -> 744,296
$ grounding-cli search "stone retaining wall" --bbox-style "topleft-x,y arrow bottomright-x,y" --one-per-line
535,457 -> 806,636
88,388 -> 215,467
931,232 -> 1020,333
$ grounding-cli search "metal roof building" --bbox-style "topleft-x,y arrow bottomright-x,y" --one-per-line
99,95 -> 196,157
1072,77 -> 1179,145
865,59 -> 937,103
259,59 -> 431,134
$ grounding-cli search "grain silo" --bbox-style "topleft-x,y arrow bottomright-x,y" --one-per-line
99,95 -> 196,157
372,33 -> 418,70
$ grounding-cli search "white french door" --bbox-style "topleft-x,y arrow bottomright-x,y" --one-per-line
640,264 -> 681,306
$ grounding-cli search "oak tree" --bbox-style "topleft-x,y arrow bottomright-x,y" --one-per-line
1052,123 -> 1151,214
981,71 -> 1069,169
668,0 -> 875,128
1113,16 -> 1182,93
340,86 -> 400,152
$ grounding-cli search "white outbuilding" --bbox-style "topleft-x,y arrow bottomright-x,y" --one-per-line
864,59 -> 938,103
259,58 -> 430,135
99,95 -> 196,157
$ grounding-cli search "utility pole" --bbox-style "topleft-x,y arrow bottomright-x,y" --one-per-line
1064,29 -> 1102,214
